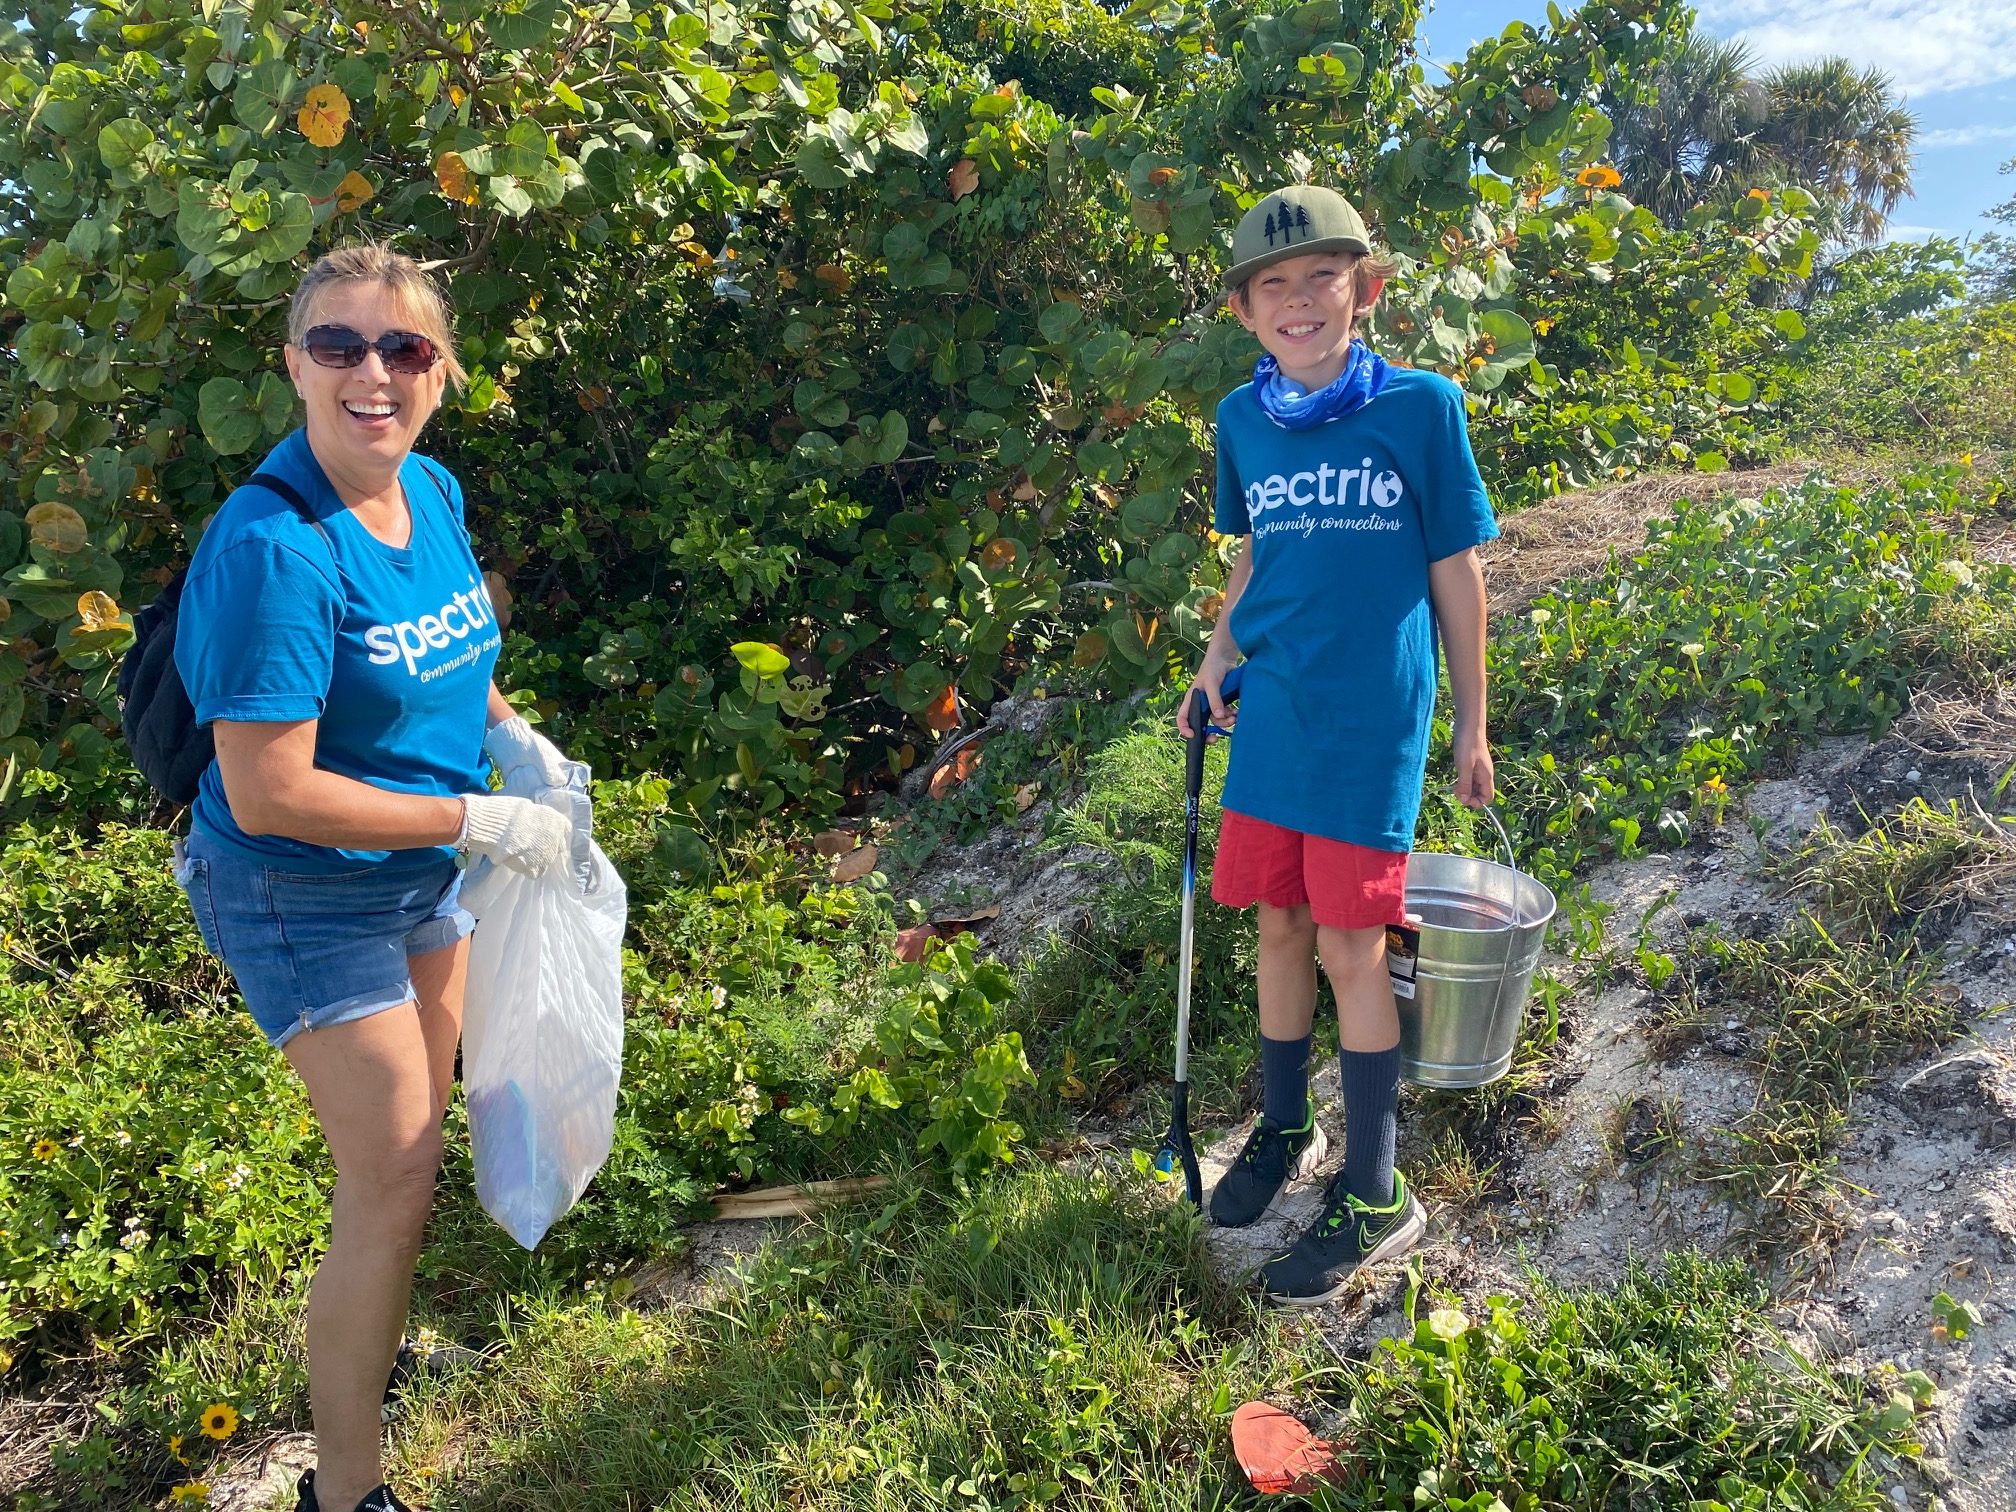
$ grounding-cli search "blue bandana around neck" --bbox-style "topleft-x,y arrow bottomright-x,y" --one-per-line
1253,339 -> 1392,430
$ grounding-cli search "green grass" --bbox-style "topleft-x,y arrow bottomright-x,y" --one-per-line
398,1166 -> 1290,1512
387,1169 -> 1925,1512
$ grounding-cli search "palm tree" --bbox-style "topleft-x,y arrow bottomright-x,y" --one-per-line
1606,31 -> 1917,243
1755,59 -> 1917,243
1606,32 -> 1770,225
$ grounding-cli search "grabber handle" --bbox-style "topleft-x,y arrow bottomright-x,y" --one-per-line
1185,663 -> 1244,798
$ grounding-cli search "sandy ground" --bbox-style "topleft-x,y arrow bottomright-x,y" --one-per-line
1190,709 -> 2016,1511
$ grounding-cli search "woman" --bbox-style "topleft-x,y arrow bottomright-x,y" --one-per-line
172,244 -> 574,1512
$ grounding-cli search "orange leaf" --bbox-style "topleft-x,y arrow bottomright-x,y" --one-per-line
297,83 -> 351,148
1147,166 -> 1178,187
75,590 -> 120,631
948,158 -> 980,201
812,829 -> 857,859
922,683 -> 960,733
334,170 -> 374,213
832,843 -> 879,883
482,571 -> 513,632
894,924 -> 941,962
979,538 -> 1019,572
927,746 -> 981,798
814,263 -> 852,293
434,151 -> 479,205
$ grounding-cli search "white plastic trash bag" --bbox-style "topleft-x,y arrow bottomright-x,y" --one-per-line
459,772 -> 626,1249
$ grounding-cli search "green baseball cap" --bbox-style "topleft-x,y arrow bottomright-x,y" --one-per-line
1223,184 -> 1372,290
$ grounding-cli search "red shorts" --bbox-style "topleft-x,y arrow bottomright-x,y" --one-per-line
1210,808 -> 1409,930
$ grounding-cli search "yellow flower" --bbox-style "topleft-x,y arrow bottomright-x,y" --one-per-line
1533,317 -> 1553,336
198,1402 -> 239,1440
32,1137 -> 58,1160
1575,164 -> 1622,190
169,1483 -> 210,1506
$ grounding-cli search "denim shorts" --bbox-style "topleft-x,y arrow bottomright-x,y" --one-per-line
173,829 -> 475,1049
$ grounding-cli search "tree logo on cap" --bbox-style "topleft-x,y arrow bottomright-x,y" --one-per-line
1263,200 -> 1314,247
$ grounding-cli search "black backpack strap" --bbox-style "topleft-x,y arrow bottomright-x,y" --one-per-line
246,472 -> 331,544
414,456 -> 455,509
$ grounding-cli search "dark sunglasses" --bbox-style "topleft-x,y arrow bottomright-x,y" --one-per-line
299,324 -> 441,375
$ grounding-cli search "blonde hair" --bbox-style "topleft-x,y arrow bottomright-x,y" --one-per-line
288,244 -> 467,391
1231,250 -> 1399,333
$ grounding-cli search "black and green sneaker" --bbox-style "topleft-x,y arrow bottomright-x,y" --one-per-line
1258,1170 -> 1426,1307
1208,1110 -> 1328,1228
296,1470 -> 414,1512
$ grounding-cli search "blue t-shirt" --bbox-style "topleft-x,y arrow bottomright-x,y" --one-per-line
1211,367 -> 1498,852
175,429 -> 501,872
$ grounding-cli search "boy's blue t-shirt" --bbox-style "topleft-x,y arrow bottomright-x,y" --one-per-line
175,429 -> 502,873
1212,366 -> 1498,852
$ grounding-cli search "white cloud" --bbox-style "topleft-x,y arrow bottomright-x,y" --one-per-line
1884,224 -> 1952,241
1696,0 -> 2016,98
1917,123 -> 2016,149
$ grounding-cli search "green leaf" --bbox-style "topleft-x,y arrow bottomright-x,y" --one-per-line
255,372 -> 295,434
198,376 -> 261,455
97,118 -> 156,176
1773,309 -> 1807,340
1693,450 -> 1729,474
233,58 -> 298,135
488,0 -> 564,51
874,410 -> 908,465
489,176 -> 535,218
1037,301 -> 1083,343
254,192 -> 315,262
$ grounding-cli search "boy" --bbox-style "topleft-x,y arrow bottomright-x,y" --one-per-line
1178,184 -> 1496,1307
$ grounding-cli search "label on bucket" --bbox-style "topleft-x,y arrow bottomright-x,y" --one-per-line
1384,923 -> 1420,1000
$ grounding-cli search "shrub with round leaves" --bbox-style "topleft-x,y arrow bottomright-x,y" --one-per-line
0,0 -> 1816,832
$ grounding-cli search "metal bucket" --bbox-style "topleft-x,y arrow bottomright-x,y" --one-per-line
1389,810 -> 1556,1089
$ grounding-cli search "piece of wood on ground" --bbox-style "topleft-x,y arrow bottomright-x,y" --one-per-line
708,1174 -> 892,1222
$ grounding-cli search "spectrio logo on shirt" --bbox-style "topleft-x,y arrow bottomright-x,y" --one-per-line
1242,458 -> 1406,520
363,575 -> 500,677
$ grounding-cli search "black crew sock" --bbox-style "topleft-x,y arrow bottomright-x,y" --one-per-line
1259,1033 -> 1313,1128
1337,1042 -> 1401,1207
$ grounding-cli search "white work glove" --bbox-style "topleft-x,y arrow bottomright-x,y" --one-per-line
459,793 -> 572,877
483,716 -> 572,789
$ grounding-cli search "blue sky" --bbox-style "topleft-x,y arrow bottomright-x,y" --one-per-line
1414,0 -> 2015,242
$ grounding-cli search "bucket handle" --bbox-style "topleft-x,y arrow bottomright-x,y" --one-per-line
1480,805 -> 1521,933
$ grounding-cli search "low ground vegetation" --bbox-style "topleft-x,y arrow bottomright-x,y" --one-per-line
6,463 -> 2012,1507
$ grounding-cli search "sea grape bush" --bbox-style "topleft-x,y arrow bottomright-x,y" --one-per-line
0,0 -> 1819,832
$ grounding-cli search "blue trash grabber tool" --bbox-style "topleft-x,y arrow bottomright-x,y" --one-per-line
1156,662 -> 1243,1205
